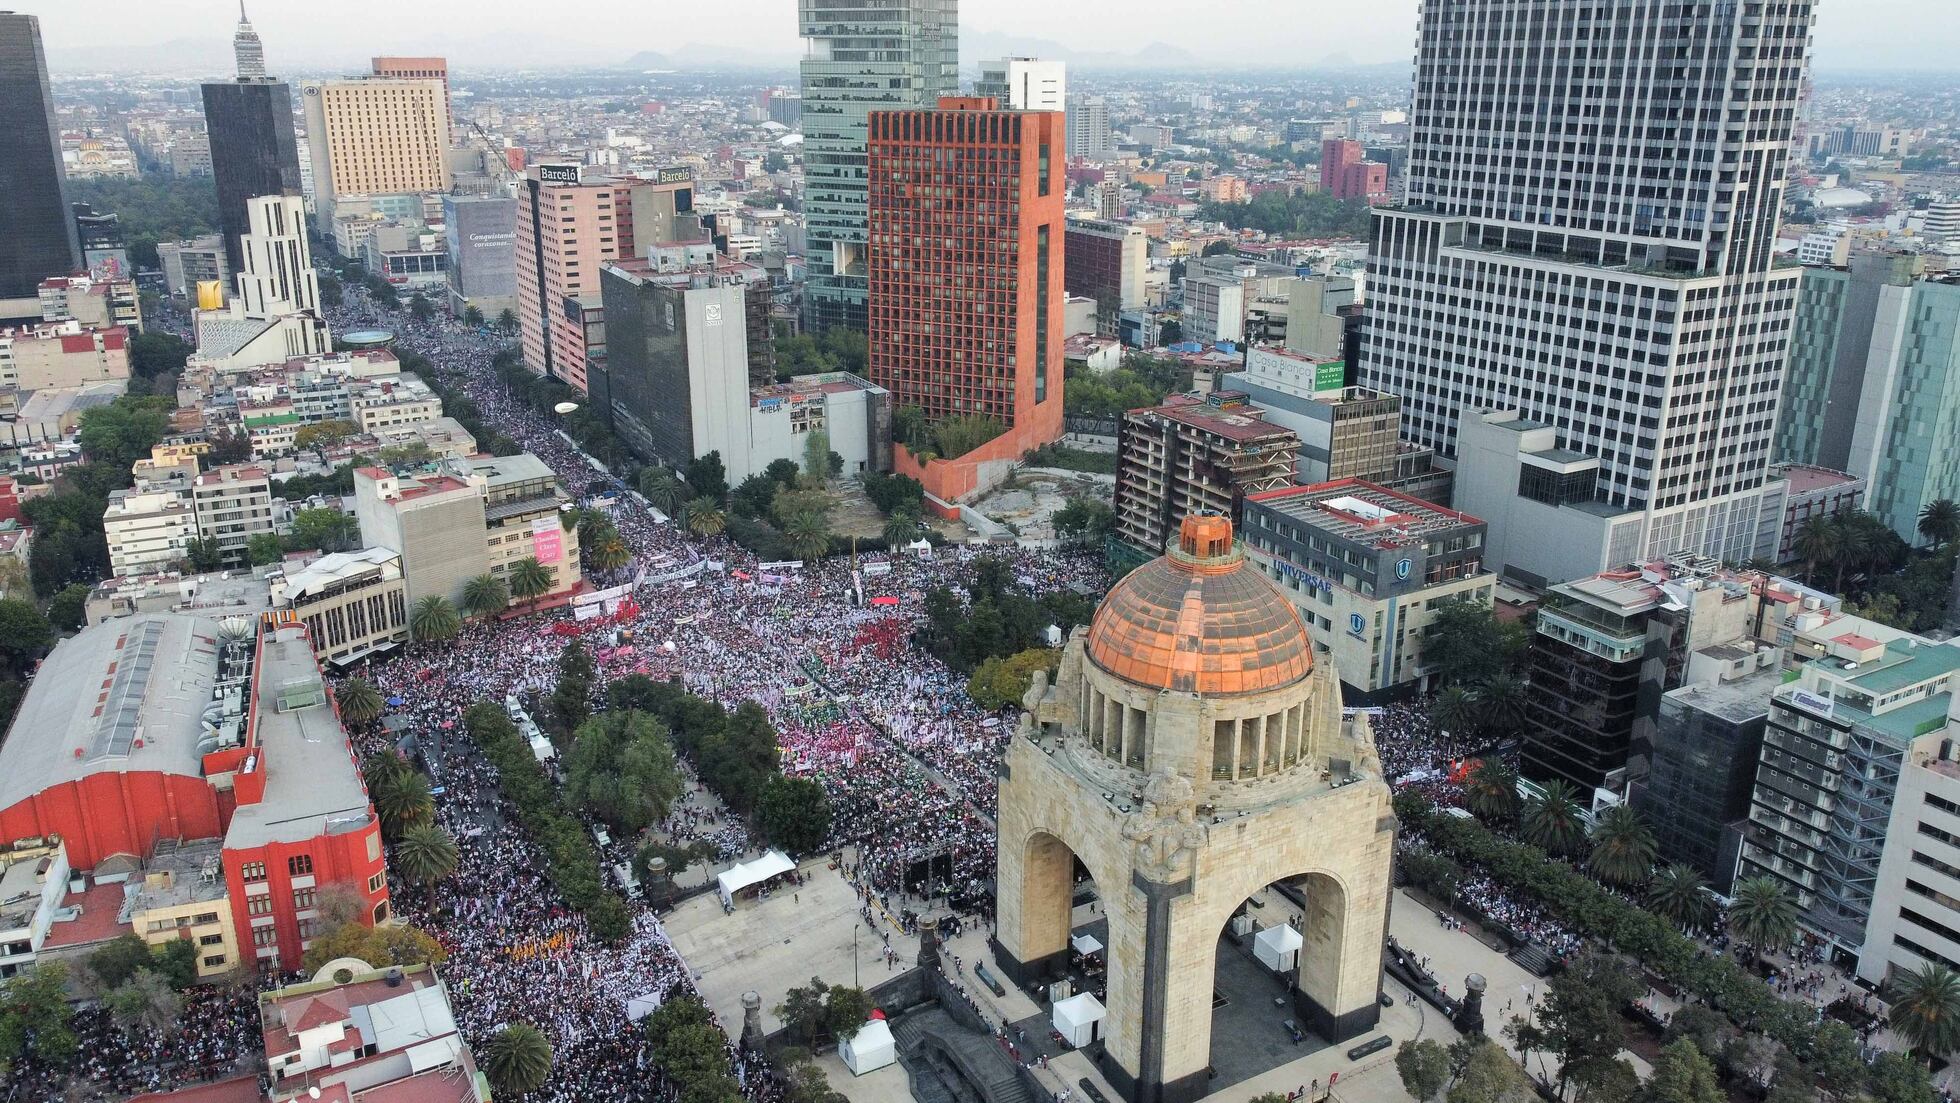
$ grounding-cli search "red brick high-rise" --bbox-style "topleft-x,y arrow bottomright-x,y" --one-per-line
1321,138 -> 1387,202
868,96 -> 1065,499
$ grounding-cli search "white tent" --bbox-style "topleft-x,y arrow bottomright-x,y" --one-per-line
529,735 -> 556,761
838,1017 -> 897,1075
716,850 -> 796,907
1071,933 -> 1103,956
625,990 -> 664,1022
1253,924 -> 1304,972
1052,992 -> 1106,1048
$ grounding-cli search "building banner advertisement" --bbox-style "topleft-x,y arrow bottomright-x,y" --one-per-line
532,515 -> 563,563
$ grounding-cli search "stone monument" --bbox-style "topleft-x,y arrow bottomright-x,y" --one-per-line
993,515 -> 1396,1103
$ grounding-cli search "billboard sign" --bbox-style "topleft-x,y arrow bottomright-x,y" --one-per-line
657,166 -> 692,184
531,515 -> 564,563
1791,688 -> 1835,718
538,163 -> 581,185
1313,360 -> 1347,394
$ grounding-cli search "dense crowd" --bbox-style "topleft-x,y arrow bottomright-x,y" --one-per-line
305,290 -> 1107,1097
56,287 -> 1485,1102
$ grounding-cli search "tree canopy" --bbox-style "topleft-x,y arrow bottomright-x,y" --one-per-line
564,709 -> 684,835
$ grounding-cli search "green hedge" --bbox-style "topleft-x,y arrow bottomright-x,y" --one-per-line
465,702 -> 633,941
1395,792 -> 1864,1067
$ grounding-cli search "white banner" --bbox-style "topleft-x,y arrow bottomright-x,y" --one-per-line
639,560 -> 708,587
573,604 -> 603,622
758,559 -> 806,571
574,581 -> 635,610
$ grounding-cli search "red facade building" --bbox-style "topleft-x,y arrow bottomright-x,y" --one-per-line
867,96 -> 1065,498
0,615 -> 387,973
1320,138 -> 1387,202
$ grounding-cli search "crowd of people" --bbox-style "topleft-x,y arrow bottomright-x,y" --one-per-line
296,290 -> 1114,1097
83,285 -> 1498,1103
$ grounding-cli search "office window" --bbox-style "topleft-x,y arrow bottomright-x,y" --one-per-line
288,854 -> 313,876
240,862 -> 267,882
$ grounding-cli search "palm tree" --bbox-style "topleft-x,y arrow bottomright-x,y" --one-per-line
884,510 -> 920,549
362,750 -> 413,795
371,769 -> 433,838
683,497 -> 726,538
1462,758 -> 1518,821
393,823 -> 459,885
1889,962 -> 1960,1061
1586,805 -> 1657,886
1919,499 -> 1960,550
462,573 -> 510,619
639,468 -> 685,514
1793,515 -> 1843,587
495,308 -> 518,334
482,1022 -> 554,1096
1433,685 -> 1480,739
409,594 -> 461,643
508,557 -> 555,608
1521,779 -> 1588,858
1832,513 -> 1875,592
1474,673 -> 1527,737
589,534 -> 631,573
462,305 -> 485,328
336,678 -> 385,727
1727,876 -> 1800,959
780,509 -> 831,562
1647,864 -> 1714,931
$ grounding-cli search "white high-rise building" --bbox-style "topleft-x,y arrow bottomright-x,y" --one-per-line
974,57 -> 1065,111
236,194 -> 319,318
1364,0 -> 1817,586
191,194 -> 329,370
1066,93 -> 1113,159
232,2 -> 265,80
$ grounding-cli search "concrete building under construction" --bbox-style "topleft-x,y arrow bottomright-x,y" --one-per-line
1112,391 -> 1300,558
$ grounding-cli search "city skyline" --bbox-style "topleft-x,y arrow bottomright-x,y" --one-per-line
28,0 -> 1960,74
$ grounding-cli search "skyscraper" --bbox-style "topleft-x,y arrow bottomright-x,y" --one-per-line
512,165 -> 699,392
1365,1 -> 1815,585
799,0 -> 957,334
371,56 -> 452,138
974,57 -> 1065,111
1065,93 -> 1113,160
0,12 -> 81,299
300,78 -> 451,231
232,3 -> 266,79
202,7 -> 301,280
1774,253 -> 1960,544
867,97 -> 1064,452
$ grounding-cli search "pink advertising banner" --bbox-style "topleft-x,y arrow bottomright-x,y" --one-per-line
531,515 -> 564,563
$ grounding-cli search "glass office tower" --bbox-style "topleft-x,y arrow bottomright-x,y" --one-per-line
0,12 -> 82,298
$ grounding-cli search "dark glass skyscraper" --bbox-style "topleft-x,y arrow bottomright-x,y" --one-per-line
201,79 -> 302,279
0,12 -> 82,298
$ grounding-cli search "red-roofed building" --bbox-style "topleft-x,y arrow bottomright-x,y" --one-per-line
127,1075 -> 266,1103
0,319 -> 130,392
259,965 -> 487,1102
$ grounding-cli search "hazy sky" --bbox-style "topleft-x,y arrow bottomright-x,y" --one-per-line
28,0 -> 1959,73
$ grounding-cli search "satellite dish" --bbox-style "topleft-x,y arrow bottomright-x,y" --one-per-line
554,402 -> 580,415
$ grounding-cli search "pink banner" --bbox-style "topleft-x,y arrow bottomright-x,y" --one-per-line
532,515 -> 563,563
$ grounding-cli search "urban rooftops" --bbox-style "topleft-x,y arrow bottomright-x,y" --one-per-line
1247,478 -> 1482,549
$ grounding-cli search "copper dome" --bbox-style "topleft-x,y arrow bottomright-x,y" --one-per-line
1086,515 -> 1313,697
